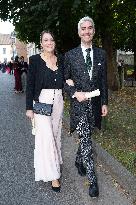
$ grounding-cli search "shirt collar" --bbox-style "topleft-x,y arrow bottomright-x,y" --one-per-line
81,44 -> 93,53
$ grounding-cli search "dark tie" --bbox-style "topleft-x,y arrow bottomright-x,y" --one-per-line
86,48 -> 92,72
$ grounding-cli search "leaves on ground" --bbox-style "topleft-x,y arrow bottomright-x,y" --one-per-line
93,87 -> 136,175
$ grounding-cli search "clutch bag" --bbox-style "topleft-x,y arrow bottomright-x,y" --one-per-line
33,102 -> 53,116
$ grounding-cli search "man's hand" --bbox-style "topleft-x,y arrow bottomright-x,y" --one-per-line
74,91 -> 87,102
101,105 -> 108,116
66,79 -> 74,86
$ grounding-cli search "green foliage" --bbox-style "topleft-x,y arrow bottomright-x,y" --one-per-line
112,0 -> 136,52
0,0 -> 135,53
0,0 -> 97,50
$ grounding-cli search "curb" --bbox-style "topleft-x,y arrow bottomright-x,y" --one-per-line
63,116 -> 136,201
94,140 -> 136,200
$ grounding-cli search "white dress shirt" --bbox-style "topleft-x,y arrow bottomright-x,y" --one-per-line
81,44 -> 93,80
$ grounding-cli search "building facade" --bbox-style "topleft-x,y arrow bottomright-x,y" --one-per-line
15,38 -> 27,62
0,34 -> 14,63
27,43 -> 40,62
0,33 -> 27,63
117,50 -> 134,65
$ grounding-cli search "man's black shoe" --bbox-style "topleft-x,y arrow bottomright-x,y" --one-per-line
89,181 -> 99,197
75,161 -> 86,176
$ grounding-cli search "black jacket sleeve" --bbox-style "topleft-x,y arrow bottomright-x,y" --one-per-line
64,52 -> 77,98
26,56 -> 36,110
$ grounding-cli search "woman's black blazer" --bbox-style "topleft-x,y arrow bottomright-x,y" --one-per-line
26,54 -> 64,110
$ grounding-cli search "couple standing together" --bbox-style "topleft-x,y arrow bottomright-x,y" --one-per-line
26,16 -> 108,198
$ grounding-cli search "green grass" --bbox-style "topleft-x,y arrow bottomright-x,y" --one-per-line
64,96 -> 70,117
93,87 -> 136,175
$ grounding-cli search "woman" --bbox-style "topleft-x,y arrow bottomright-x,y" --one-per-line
13,56 -> 22,93
20,56 -> 28,92
26,30 -> 72,192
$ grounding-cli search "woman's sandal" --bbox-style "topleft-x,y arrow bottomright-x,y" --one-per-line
51,180 -> 61,192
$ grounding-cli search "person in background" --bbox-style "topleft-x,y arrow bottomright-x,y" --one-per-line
13,56 -> 23,93
8,60 -> 14,75
0,61 -> 2,70
64,16 -> 108,198
20,56 -> 28,92
1,62 -> 6,73
117,59 -> 124,88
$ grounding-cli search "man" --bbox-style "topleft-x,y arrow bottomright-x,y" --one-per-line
19,56 -> 28,92
117,59 -> 123,88
64,16 -> 108,197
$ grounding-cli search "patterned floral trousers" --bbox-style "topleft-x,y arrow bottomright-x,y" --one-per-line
76,101 -> 97,184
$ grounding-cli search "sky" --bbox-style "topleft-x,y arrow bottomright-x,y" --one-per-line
0,20 -> 15,34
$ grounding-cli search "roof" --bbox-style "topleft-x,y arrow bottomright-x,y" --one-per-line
0,33 -> 11,45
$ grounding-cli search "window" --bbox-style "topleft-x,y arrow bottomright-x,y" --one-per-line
3,48 -> 6,54
4,58 -> 7,63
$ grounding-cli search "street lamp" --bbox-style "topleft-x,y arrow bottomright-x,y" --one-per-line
10,31 -> 16,61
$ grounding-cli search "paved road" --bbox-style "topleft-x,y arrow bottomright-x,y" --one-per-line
0,72 -> 133,205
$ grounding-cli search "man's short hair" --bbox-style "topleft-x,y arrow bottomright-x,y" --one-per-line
78,16 -> 95,31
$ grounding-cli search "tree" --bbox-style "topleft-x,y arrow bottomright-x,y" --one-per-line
113,0 -> 136,66
94,0 -> 119,90
0,0 -> 135,90
0,0 -> 96,49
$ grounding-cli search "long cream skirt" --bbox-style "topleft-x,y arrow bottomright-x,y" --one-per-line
34,89 -> 63,182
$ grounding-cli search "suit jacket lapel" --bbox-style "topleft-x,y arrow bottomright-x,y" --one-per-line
74,45 -> 90,81
75,45 -> 86,70
92,46 -> 99,80
93,46 -> 97,68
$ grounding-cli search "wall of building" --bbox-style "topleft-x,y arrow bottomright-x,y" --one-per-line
0,33 -> 28,63
0,44 -> 12,63
117,50 -> 134,65
15,39 -> 27,62
27,43 -> 40,62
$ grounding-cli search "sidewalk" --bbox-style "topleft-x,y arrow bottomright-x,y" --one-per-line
0,72 -> 134,205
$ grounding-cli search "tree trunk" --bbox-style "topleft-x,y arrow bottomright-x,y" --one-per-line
96,0 -> 120,90
101,33 -> 119,91
134,48 -> 136,68
134,49 -> 136,80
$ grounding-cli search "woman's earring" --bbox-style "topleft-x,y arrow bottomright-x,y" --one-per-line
40,45 -> 43,52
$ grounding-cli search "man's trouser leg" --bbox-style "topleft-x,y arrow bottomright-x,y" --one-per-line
77,134 -> 97,184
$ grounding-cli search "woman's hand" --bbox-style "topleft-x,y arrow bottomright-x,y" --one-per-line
66,79 -> 74,86
74,91 -> 87,102
26,110 -> 34,119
